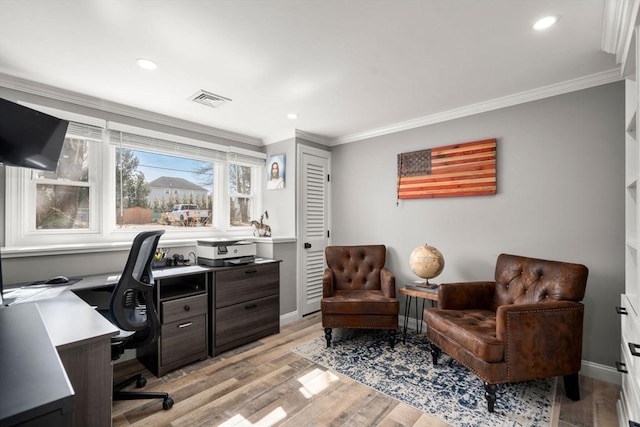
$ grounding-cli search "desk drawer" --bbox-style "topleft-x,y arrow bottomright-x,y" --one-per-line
215,295 -> 279,348
214,264 -> 279,308
162,294 -> 207,324
161,314 -> 207,366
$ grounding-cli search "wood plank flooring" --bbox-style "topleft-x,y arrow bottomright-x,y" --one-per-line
113,312 -> 620,426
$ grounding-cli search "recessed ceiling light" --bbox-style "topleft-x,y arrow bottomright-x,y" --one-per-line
533,16 -> 558,31
287,113 -> 299,119
136,58 -> 158,70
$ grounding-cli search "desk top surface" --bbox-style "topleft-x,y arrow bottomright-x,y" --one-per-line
35,290 -> 118,348
0,303 -> 75,424
66,258 -> 280,291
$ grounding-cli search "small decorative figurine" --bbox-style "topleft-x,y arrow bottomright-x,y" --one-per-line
251,210 -> 272,237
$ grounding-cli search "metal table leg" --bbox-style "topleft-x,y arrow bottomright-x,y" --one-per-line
403,295 -> 413,344
417,297 -> 426,333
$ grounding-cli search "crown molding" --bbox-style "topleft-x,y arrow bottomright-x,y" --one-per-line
262,129 -> 332,146
1,68 -> 624,149
294,129 -> 332,145
262,129 -> 296,145
601,0 -> 639,77
331,69 -> 622,146
0,73 -> 263,146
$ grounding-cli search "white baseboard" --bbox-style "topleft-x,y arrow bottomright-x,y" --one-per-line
580,360 -> 621,385
399,314 -> 622,386
280,310 -> 300,326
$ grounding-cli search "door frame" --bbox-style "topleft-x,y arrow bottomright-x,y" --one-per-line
296,144 -> 331,318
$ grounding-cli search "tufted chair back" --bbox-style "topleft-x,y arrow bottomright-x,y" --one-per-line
321,244 -> 399,349
325,245 -> 386,291
491,253 -> 588,310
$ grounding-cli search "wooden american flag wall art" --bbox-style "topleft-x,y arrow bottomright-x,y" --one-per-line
396,138 -> 497,201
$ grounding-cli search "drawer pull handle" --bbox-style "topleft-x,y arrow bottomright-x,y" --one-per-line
178,322 -> 193,328
630,342 -> 640,357
184,305 -> 191,312
245,303 -> 258,310
616,306 -> 628,315
245,269 -> 258,274
616,361 -> 628,374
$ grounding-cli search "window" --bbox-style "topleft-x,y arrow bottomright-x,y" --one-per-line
35,136 -> 92,229
114,147 -> 214,229
5,117 -> 265,248
229,163 -> 255,226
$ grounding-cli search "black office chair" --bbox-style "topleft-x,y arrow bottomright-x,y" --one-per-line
101,230 -> 174,410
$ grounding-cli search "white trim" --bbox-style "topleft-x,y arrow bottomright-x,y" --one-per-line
263,129 -> 296,145
252,236 -> 297,244
263,129 -> 332,146
0,73 -> 262,146
280,310 -> 301,326
294,130 -> 332,146
0,70 -> 624,149
332,69 -> 623,145
601,0 -> 640,64
580,360 -> 622,385
0,237 -> 251,258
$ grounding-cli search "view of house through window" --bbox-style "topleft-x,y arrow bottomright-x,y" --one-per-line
115,148 -> 214,228
9,119 -> 264,247
35,137 -> 92,229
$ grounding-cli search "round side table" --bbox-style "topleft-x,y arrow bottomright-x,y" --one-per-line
399,285 -> 438,344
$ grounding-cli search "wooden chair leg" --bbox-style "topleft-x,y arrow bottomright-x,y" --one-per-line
563,373 -> 580,401
484,382 -> 497,413
430,345 -> 441,365
324,328 -> 332,348
388,329 -> 396,349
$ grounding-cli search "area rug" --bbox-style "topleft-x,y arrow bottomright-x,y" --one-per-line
292,329 -> 556,427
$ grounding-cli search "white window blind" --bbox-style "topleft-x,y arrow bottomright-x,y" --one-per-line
67,122 -> 103,141
107,129 -> 265,166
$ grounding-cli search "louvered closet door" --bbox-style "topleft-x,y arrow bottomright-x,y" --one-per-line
301,151 -> 329,315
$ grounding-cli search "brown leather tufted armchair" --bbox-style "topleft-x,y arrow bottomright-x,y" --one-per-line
424,253 -> 588,412
321,245 -> 399,348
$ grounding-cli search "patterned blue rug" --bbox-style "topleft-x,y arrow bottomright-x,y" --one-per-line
293,328 -> 555,427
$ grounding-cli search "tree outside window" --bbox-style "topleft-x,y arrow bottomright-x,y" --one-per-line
229,164 -> 253,226
35,137 -> 91,229
115,148 -> 214,228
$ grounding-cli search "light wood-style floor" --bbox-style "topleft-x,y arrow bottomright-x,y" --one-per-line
112,312 -> 620,426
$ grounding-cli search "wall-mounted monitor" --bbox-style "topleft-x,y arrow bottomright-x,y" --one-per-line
0,98 -> 69,171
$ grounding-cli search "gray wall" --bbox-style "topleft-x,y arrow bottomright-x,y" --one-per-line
1,81 -> 625,368
328,82 -> 625,367
264,138 -> 297,238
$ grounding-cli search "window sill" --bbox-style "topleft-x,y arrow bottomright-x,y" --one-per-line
1,235 -> 297,258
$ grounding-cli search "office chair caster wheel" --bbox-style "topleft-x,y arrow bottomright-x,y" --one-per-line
136,377 -> 147,388
163,397 -> 174,410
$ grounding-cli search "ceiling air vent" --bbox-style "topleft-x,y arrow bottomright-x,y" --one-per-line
189,90 -> 231,108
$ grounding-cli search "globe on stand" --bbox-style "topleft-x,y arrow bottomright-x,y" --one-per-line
409,244 -> 445,288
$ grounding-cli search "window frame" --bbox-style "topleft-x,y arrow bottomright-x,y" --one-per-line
4,111 -> 265,249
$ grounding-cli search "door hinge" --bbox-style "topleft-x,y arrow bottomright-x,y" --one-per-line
327,230 -> 330,238
327,174 -> 330,182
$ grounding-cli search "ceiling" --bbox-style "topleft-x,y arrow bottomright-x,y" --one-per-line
0,1 -> 621,146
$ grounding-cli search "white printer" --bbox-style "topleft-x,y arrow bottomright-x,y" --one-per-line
196,239 -> 256,267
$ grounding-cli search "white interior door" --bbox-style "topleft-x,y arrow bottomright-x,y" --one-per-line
299,147 -> 330,316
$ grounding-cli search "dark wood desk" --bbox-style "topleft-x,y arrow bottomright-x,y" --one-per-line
0,303 -> 75,426
1,260 -> 280,426
36,291 -> 118,427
